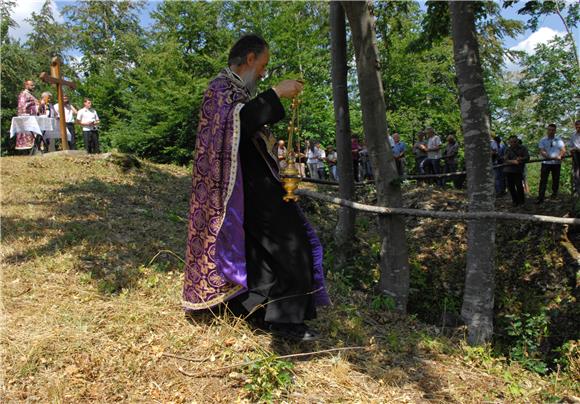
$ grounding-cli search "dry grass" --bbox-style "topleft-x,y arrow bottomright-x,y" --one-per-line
1,154 -> 578,403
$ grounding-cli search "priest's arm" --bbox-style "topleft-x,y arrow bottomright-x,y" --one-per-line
240,89 -> 285,135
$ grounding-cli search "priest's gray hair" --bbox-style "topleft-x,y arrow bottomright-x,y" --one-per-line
41,91 -> 52,98
228,34 -> 268,66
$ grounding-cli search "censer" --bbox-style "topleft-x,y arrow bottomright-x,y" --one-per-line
280,88 -> 303,202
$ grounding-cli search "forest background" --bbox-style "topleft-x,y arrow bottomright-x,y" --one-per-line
1,0 -> 578,164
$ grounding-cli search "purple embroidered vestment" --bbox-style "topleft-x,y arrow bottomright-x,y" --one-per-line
183,70 -> 329,310
15,90 -> 39,150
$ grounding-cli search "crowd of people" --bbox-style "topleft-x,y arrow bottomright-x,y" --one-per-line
275,120 -> 580,208
274,127 -> 460,184
492,121 -> 580,206
14,79 -> 101,154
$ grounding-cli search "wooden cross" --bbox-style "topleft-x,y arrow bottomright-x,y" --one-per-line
40,57 -> 76,151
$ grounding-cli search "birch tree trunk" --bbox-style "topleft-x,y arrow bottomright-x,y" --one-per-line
450,1 -> 497,345
330,1 -> 356,270
342,1 -> 410,312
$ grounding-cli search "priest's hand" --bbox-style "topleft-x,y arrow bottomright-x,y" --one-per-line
273,80 -> 304,99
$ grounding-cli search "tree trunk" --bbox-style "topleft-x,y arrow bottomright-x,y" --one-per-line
330,1 -> 356,270
450,1 -> 496,346
342,1 -> 410,312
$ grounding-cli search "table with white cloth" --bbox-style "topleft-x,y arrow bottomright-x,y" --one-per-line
10,116 -> 71,140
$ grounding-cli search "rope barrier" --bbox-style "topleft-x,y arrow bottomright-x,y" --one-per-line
288,155 -> 574,185
295,189 -> 580,225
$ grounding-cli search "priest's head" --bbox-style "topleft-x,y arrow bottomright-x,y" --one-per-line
228,34 -> 269,96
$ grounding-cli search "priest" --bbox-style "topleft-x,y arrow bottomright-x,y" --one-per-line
183,34 -> 329,341
15,80 -> 42,151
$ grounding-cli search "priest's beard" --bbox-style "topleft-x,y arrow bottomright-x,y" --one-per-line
240,69 -> 258,97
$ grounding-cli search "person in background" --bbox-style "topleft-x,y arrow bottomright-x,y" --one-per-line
536,123 -> 566,203
359,140 -> 373,180
276,139 -> 287,170
387,132 -> 395,148
39,92 -> 57,151
306,141 -> 320,179
424,127 -> 442,185
517,136 -> 530,194
315,142 -> 326,180
351,135 -> 361,182
503,135 -> 530,207
302,140 -> 311,177
491,135 -> 506,197
54,95 -> 78,150
15,80 -> 42,151
392,133 -> 406,176
412,131 -> 428,175
76,98 -> 100,154
568,120 -> 580,196
294,142 -> 307,178
38,92 -> 55,117
443,135 -> 460,188
325,145 -> 338,181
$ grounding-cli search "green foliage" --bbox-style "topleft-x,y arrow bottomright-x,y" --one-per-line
506,0 -> 580,31
25,0 -> 69,63
518,36 -> 580,129
108,38 -> 206,164
504,310 -> 549,374
375,3 -> 461,143
61,0 -> 145,74
371,294 -> 396,311
552,340 -> 579,372
243,356 -> 294,402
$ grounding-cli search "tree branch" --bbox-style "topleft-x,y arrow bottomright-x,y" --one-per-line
295,189 -> 580,225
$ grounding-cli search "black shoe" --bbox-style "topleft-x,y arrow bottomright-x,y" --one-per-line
535,199 -> 544,204
550,194 -> 558,199
267,322 -> 321,342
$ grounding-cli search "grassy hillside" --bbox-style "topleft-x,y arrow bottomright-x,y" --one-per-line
1,154 -> 578,402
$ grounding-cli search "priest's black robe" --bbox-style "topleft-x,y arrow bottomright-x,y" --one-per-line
232,89 -> 316,324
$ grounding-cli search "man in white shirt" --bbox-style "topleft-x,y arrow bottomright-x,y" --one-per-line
568,120 -> 580,195
325,145 -> 338,181
54,95 -> 78,150
536,123 -> 566,203
76,98 -> 100,154
315,142 -> 326,180
424,127 -> 442,185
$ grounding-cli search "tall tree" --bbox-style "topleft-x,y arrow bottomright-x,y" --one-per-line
330,1 -> 356,270
62,0 -> 145,75
450,1 -> 496,345
342,1 -> 410,312
25,0 -> 69,64
61,0 -> 145,146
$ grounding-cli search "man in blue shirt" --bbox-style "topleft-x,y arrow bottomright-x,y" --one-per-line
536,123 -> 566,203
392,133 -> 406,176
